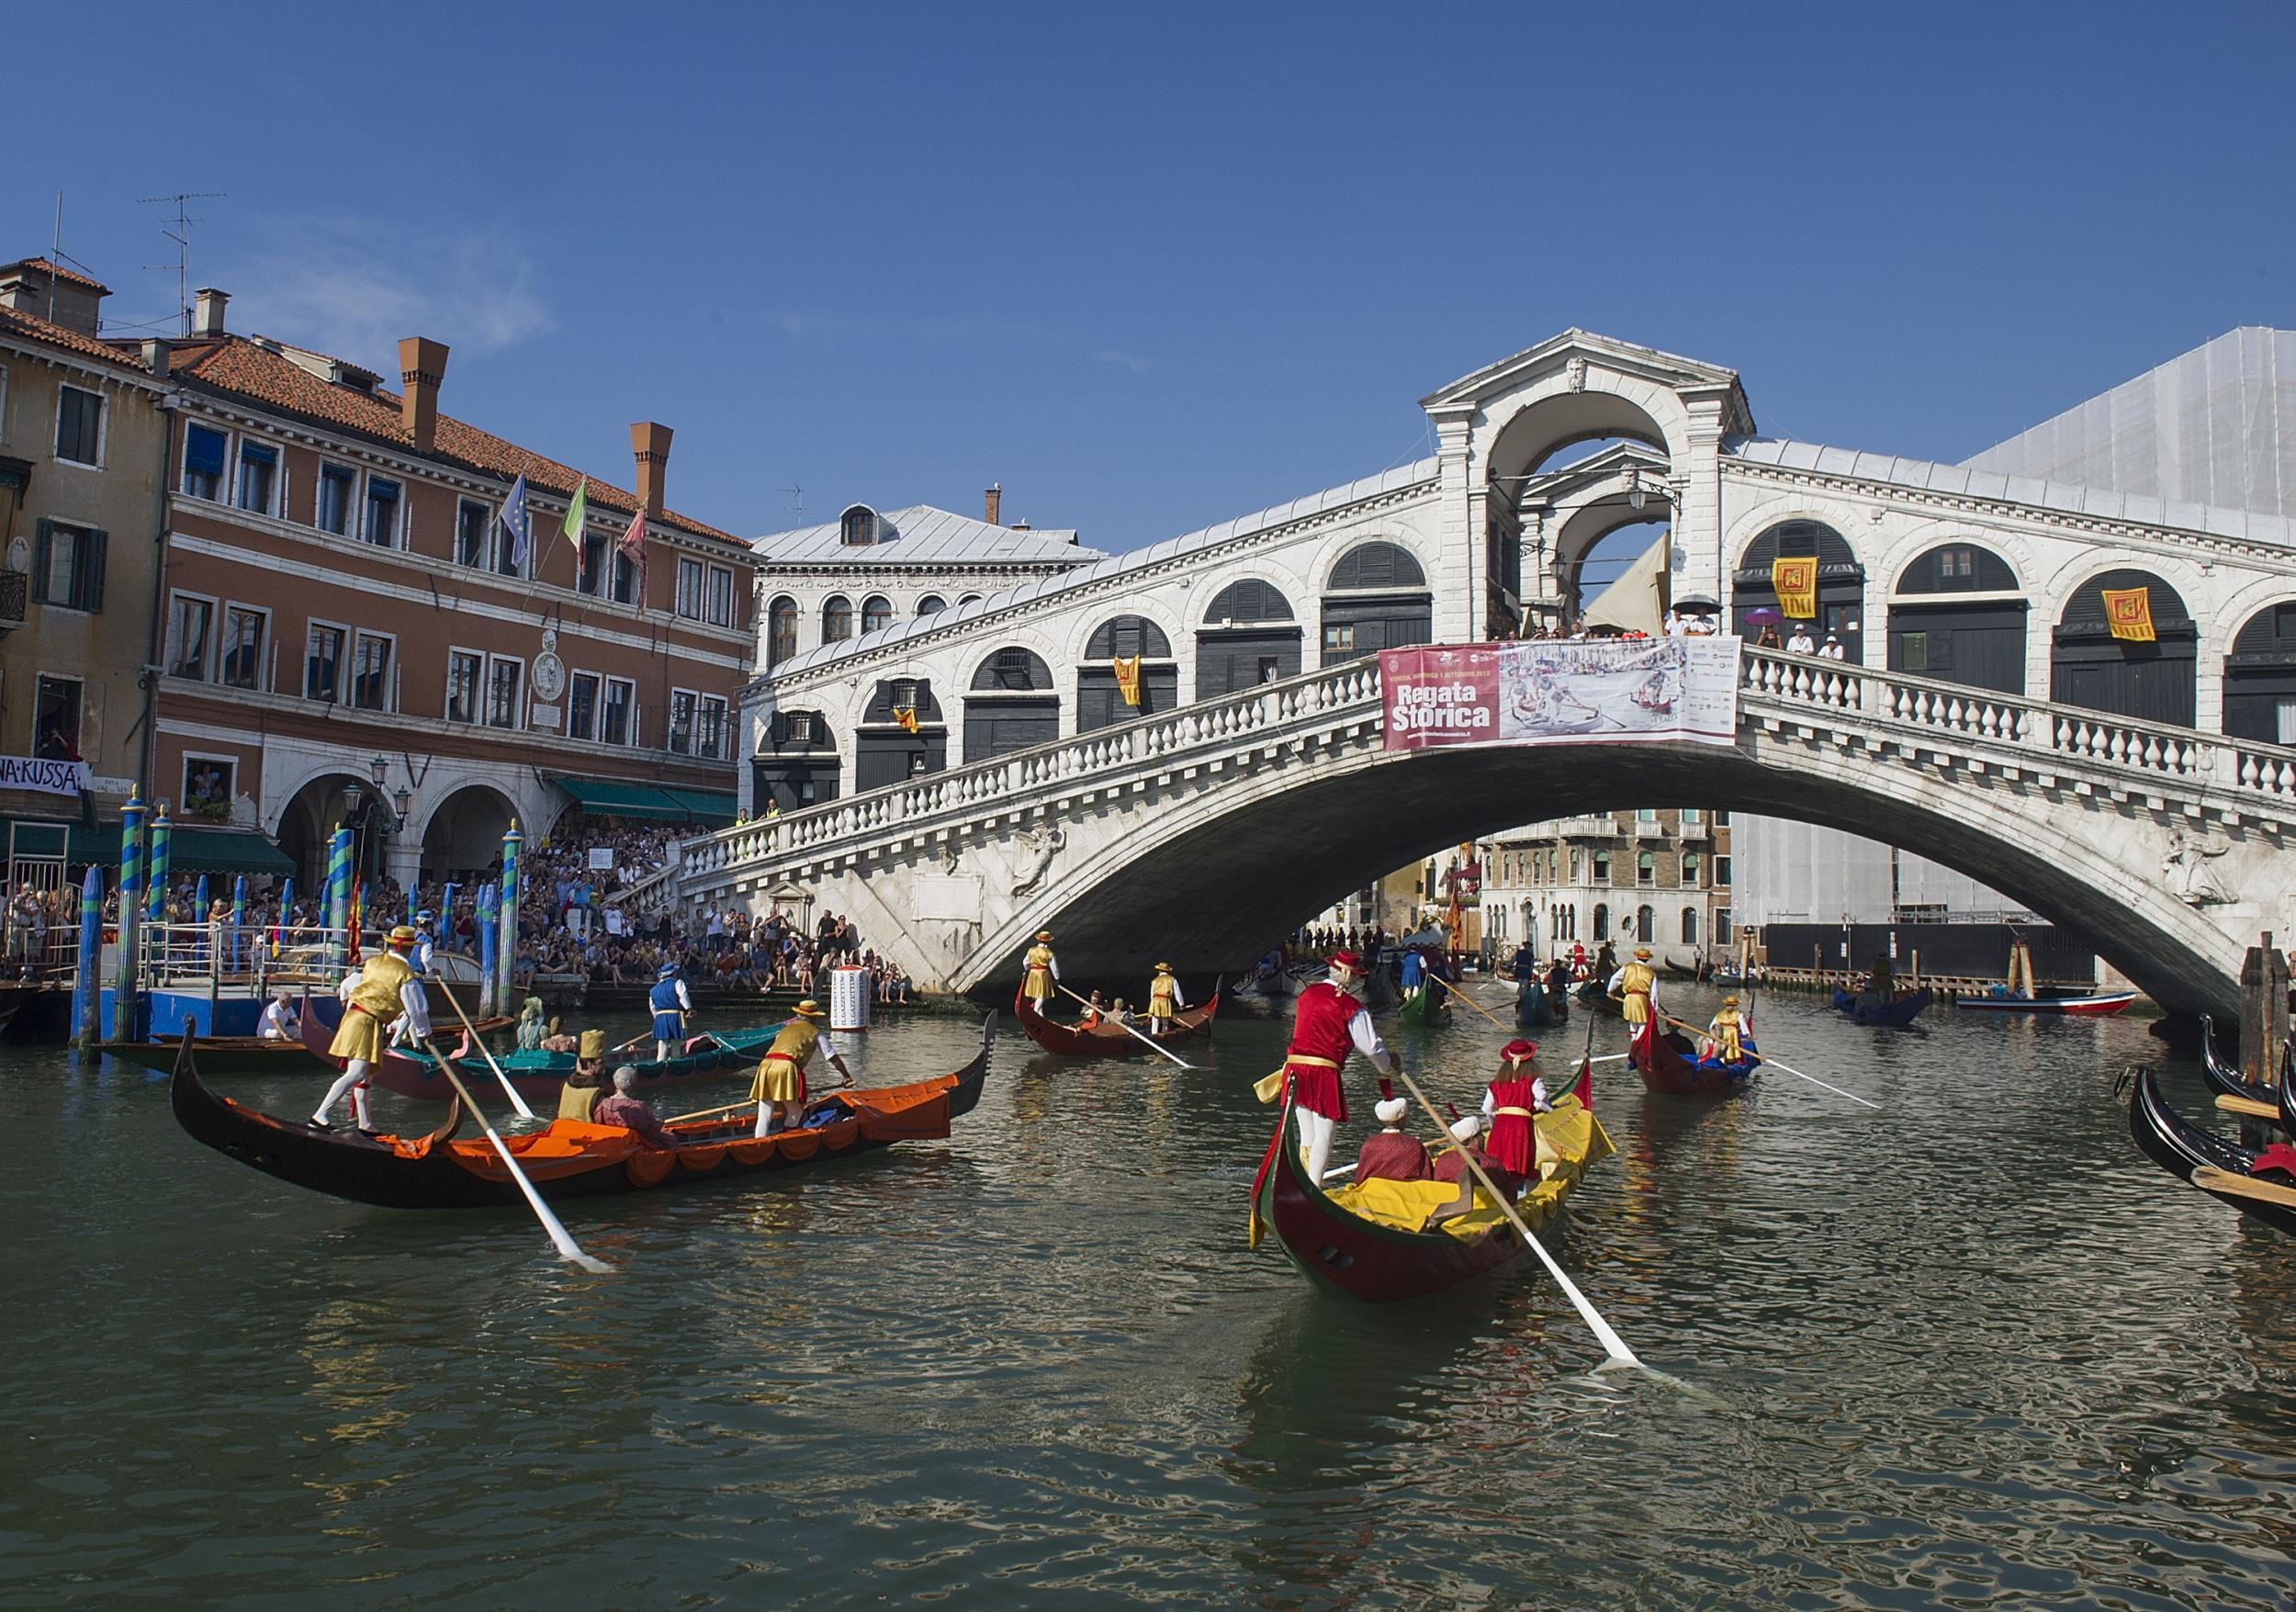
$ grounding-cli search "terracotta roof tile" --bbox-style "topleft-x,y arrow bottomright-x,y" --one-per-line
1,256 -> 110,295
0,304 -> 149,373
169,334 -> 746,547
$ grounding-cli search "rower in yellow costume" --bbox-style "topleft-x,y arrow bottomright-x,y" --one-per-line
311,925 -> 431,1133
1021,930 -> 1059,1008
749,998 -> 853,1137
1703,995 -> 1748,1063
1608,945 -> 1658,1026
1146,962 -> 1187,1036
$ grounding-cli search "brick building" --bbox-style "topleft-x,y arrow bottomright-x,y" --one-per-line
1479,807 -> 1733,964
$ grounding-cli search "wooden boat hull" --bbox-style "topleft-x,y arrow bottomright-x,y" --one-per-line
1252,1070 -> 1607,1302
175,1018 -> 992,1210
1956,990 -> 2135,1016
107,1011 -> 514,1077
1014,987 -> 1218,1056
1831,986 -> 1933,1028
1396,985 -> 1446,1026
2126,1065 -> 2296,1237
1629,1019 -> 1753,1099
299,1004 -> 783,1102
2196,1014 -> 2282,1110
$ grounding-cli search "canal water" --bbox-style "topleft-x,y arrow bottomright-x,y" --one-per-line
6,986 -> 2294,1609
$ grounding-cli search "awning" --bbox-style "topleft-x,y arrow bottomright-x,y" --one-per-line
166,827 -> 296,875
659,787 -> 738,825
547,774 -> 698,823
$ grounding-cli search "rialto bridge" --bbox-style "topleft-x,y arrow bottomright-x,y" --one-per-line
691,330 -> 2296,1018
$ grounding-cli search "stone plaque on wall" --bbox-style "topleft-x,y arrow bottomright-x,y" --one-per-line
913,874 -> 984,923
531,704 -> 562,729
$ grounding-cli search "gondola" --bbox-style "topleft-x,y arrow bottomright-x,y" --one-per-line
1627,1017 -> 1754,1099
105,1008 -> 513,1077
1395,983 -> 1448,1027
2125,1065 -> 2296,1238
1956,989 -> 2136,1016
2196,1013 -> 2285,1109
174,1017 -> 993,1210
1014,986 -> 1219,1055
1250,1065 -> 1611,1302
1575,979 -> 1622,1018
298,1002 -> 785,1102
1830,986 -> 1933,1028
1514,980 -> 1567,1030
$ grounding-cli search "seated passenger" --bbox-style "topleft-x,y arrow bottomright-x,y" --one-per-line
516,997 -> 547,1051
1425,1114 -> 1526,1229
588,1065 -> 676,1150
1354,1091 -> 1432,1183
541,1015 -> 580,1054
256,989 -> 300,1043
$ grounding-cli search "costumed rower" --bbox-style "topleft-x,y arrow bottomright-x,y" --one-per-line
1701,995 -> 1754,1065
1353,1083 -> 1432,1183
557,1029 -> 610,1122
649,962 -> 694,1063
1608,945 -> 1659,1026
1021,930 -> 1059,1010
1281,949 -> 1399,1183
1146,963 -> 1186,1036
256,989 -> 300,1043
516,996 -> 547,1052
311,925 -> 430,1134
1482,1039 -> 1554,1181
750,998 -> 853,1137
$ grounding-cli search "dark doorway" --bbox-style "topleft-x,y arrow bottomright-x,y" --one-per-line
1887,541 -> 2028,694
2050,569 -> 2196,727
964,648 -> 1059,762
1198,580 -> 1300,698
1733,520 -> 1865,660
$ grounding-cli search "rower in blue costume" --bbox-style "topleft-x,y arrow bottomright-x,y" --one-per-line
650,961 -> 695,1061
412,910 -> 438,975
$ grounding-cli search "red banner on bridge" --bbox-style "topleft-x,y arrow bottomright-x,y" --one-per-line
1380,638 -> 1740,751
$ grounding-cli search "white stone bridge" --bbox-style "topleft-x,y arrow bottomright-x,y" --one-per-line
681,644 -> 2296,1020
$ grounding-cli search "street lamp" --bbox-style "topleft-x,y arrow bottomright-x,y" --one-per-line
368,753 -> 389,788
393,785 -> 412,825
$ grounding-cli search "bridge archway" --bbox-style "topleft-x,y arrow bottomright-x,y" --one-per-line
1319,541 -> 1432,664
1077,614 -> 1176,732
1733,520 -> 1865,659
2223,601 -> 2296,742
418,784 -> 516,883
1197,580 -> 1300,697
2051,569 -> 2196,727
1887,541 -> 2028,694
964,648 -> 1058,762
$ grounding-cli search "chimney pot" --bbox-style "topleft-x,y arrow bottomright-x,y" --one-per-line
631,422 -> 673,517
397,336 -> 450,453
141,338 -> 171,378
985,483 -> 1001,525
194,287 -> 229,337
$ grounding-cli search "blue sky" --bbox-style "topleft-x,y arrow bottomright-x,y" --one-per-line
10,2 -> 2291,552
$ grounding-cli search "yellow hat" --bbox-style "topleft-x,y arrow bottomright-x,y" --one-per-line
792,998 -> 827,1020
578,1029 -> 606,1060
388,924 -> 420,947
1634,946 -> 1652,959
1155,962 -> 1173,973
1724,995 -> 1740,1007
1035,930 -> 1053,941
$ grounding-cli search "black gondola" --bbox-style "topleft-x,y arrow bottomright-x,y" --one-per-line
2126,1065 -> 2296,1238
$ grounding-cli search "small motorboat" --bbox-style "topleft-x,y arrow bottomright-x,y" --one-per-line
1831,986 -> 1933,1028
1015,985 -> 1218,1056
1956,989 -> 2135,1016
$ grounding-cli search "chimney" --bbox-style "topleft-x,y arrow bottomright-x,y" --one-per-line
141,338 -> 171,378
194,287 -> 229,337
631,422 -> 673,516
985,483 -> 1001,525
397,336 -> 449,454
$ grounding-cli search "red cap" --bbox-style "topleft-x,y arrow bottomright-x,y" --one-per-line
1327,949 -> 1363,971
1503,1039 -> 1539,1063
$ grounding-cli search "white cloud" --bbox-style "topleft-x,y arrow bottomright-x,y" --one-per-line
229,218 -> 553,371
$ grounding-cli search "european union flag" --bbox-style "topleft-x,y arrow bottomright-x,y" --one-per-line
500,473 -> 532,572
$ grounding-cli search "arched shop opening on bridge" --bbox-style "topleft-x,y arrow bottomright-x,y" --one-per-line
2222,603 -> 2296,742
1319,542 -> 1432,662
965,648 -> 1058,762
420,784 -> 515,883
1077,615 -> 1176,732
276,772 -> 390,885
1887,542 -> 2028,694
1732,521 -> 1866,658
2051,569 -> 2196,727
856,675 -> 948,789
1197,580 -> 1300,697
754,709 -> 839,810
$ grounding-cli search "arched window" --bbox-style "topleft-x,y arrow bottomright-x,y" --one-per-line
1085,614 -> 1173,659
1734,519 -> 1865,660
767,595 -> 798,666
1199,581 -> 1301,697
1682,907 -> 1700,945
1637,905 -> 1654,942
2052,569 -> 2196,727
1202,580 -> 1293,625
958,593 -> 984,608
754,709 -> 839,812
2224,602 -> 2296,741
1682,851 -> 1701,885
839,505 -> 877,547
1079,615 -> 1177,732
1888,542 -> 2028,694
1593,851 -> 1610,885
1322,543 -> 1434,662
965,647 -> 1058,762
821,595 -> 853,643
1637,851 -> 1655,885
861,594 -> 893,635
917,594 -> 948,617
970,647 -> 1054,692
1327,541 -> 1427,591
1593,903 -> 1610,941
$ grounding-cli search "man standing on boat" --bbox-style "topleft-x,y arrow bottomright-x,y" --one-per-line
1282,949 -> 1399,1182
1021,931 -> 1059,1012
750,998 -> 853,1137
1608,945 -> 1659,1027
1354,1086 -> 1432,1183
311,925 -> 430,1134
650,961 -> 694,1063
1146,963 -> 1186,1036
1702,996 -> 1753,1065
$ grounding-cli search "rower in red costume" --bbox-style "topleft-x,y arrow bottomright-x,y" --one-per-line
1352,1082 -> 1431,1183
1480,1039 -> 1551,1178
1283,949 -> 1398,1181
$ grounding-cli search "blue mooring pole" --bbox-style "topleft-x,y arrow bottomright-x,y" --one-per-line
72,864 -> 102,1054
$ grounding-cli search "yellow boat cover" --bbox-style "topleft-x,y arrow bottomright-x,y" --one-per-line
1327,1094 -> 1615,1242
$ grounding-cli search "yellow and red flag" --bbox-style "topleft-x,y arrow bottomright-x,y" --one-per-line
894,705 -> 919,735
346,874 -> 364,963
1113,655 -> 1142,706
1771,557 -> 1818,619
2102,586 -> 2155,643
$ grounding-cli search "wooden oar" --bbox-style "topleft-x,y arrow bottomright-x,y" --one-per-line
2214,1092 -> 2279,1122
1430,971 -> 1510,1032
1056,983 -> 1194,1069
420,1037 -> 608,1273
1649,1008 -> 1882,1111
2193,1165 -> 2296,1210
430,976 -> 539,1120
1390,1063 -> 1640,1370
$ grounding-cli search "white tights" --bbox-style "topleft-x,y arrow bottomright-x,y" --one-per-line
313,1061 -> 373,1129
753,1099 -> 802,1138
1294,1108 -> 1337,1182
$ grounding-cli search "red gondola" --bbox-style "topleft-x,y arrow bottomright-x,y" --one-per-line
1627,1017 -> 1755,1099
1014,986 -> 1218,1056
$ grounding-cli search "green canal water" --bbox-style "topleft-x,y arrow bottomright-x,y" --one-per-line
5,987 -> 2294,1608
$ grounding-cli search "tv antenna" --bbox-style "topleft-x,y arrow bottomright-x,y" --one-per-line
780,484 -> 805,520
136,191 -> 225,335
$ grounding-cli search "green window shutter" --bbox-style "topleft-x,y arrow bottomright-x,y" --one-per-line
81,529 -> 107,613
30,521 -> 51,604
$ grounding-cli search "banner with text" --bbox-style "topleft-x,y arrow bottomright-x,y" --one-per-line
1381,637 -> 1741,751
0,756 -> 90,796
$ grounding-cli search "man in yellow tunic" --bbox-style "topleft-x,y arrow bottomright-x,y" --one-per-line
1146,962 -> 1187,1036
750,998 -> 854,1137
1703,996 -> 1750,1064
1021,930 -> 1059,1009
1608,945 -> 1658,1027
311,925 -> 431,1133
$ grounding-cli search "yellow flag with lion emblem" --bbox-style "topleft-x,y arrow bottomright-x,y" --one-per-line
1772,557 -> 1818,619
1112,655 -> 1142,707
2101,586 -> 2155,643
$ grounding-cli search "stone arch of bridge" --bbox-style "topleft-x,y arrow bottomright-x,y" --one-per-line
974,737 -> 2238,1019
1479,383 -> 1683,491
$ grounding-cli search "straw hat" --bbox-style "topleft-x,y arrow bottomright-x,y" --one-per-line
1154,962 -> 1173,974
1035,930 -> 1054,942
1634,946 -> 1652,960
387,924 -> 419,947
791,998 -> 827,1020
